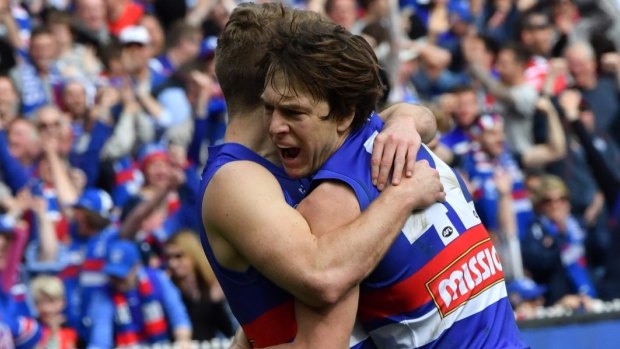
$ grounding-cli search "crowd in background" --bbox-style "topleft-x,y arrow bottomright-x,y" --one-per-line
0,0 -> 619,347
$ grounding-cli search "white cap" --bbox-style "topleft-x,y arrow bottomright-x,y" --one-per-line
119,25 -> 150,46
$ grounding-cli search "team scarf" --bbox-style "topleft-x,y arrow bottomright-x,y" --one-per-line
17,61 -> 63,118
539,216 -> 598,297
112,269 -> 169,347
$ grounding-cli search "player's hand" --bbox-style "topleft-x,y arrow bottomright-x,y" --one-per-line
372,116 -> 421,191
400,160 -> 445,210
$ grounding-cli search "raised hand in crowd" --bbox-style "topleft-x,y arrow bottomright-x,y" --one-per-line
189,70 -> 216,118
559,88 -> 582,122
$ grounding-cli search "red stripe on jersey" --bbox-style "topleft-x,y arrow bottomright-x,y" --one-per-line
242,300 -> 297,348
83,259 -> 105,271
359,224 -> 502,322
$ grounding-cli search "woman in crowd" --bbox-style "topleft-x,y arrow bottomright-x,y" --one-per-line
164,230 -> 234,341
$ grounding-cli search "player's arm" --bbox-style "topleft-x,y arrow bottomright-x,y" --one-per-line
374,104 -> 438,189
202,160 -> 444,308
261,182 -> 364,348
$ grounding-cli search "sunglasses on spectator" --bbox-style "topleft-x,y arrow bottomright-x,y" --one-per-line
541,196 -> 568,205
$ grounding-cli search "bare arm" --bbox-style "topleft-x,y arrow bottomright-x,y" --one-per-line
202,160 -> 444,308
43,140 -> 79,206
468,63 -> 516,107
32,196 -> 58,262
521,96 -> 566,168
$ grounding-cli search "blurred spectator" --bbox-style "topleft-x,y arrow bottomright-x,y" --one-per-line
26,188 -> 116,343
507,277 -> 546,320
88,239 -> 192,348
140,14 -> 166,58
564,41 -> 620,147
519,9 -> 568,94
48,11 -> 102,82
150,21 -> 202,78
0,0 -> 28,50
325,0 -> 358,31
74,0 -> 110,45
165,230 -> 235,341
521,174 -> 598,306
466,42 -> 539,154
0,75 -> 21,125
31,275 -> 78,349
10,26 -> 63,118
0,215 -> 42,349
106,0 -> 144,37
1,118 -> 40,194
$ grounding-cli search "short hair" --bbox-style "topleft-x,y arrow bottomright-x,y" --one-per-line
451,85 -> 476,95
499,42 -> 531,65
30,26 -> 54,41
532,174 -> 569,207
31,275 -> 65,301
264,16 -> 384,131
214,2 -> 290,117
165,20 -> 200,50
565,41 -> 596,61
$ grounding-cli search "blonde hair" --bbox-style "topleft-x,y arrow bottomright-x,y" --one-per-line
532,174 -> 569,207
166,230 -> 217,287
31,275 -> 65,301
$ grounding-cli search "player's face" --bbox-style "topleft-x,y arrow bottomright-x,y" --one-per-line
264,72 -> 353,178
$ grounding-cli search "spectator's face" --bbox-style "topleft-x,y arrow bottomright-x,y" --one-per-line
35,294 -> 65,326
454,91 -> 479,127
539,188 -> 570,223
0,234 -> 8,270
8,119 -> 40,161
30,33 -> 57,73
565,49 -> 596,88
479,123 -> 505,157
77,0 -> 106,31
0,77 -> 19,121
121,44 -> 150,75
50,23 -> 73,49
144,158 -> 172,189
179,34 -> 202,62
521,20 -> 554,56
109,266 -> 138,293
36,108 -> 63,140
265,72 -> 351,179
165,244 -> 193,279
496,49 -> 522,85
327,0 -> 358,30
63,82 -> 88,117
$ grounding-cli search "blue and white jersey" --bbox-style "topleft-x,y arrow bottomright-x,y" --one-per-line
311,114 -> 528,349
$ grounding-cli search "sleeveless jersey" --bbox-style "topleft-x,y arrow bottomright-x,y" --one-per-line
311,114 -> 528,349
199,143 -> 308,348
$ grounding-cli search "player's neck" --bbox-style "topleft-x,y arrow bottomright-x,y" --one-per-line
224,114 -> 281,164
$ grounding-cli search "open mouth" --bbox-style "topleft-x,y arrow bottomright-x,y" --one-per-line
280,147 -> 301,160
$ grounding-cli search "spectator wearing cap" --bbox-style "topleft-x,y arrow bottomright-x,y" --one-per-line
0,216 -> 43,349
26,188 -> 118,343
106,0 -> 144,37
119,25 -> 193,146
521,174 -> 599,306
87,239 -> 191,349
119,143 -> 200,242
507,278 -> 547,320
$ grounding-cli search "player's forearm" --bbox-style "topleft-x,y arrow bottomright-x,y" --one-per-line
310,185 -> 420,305
379,103 -> 437,144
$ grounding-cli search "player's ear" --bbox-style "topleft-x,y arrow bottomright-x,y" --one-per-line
337,111 -> 355,133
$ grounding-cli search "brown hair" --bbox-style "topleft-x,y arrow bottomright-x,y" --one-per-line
166,229 -> 217,287
214,2 -> 289,117
264,16 -> 384,131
